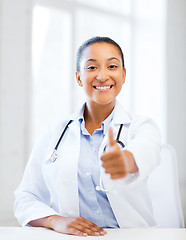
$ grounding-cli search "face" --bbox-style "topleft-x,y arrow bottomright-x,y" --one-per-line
76,42 -> 126,107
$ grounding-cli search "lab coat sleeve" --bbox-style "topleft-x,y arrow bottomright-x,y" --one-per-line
123,117 -> 161,184
14,128 -> 60,226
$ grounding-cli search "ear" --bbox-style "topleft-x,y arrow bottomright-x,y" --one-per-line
122,68 -> 126,85
76,72 -> 83,87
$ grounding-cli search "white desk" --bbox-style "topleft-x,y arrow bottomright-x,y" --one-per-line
0,227 -> 186,240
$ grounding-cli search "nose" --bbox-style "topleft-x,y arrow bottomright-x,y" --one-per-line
96,68 -> 109,82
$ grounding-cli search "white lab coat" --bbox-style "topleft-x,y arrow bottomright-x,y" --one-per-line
14,101 -> 161,228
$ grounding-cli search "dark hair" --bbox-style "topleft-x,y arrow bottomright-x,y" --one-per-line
76,36 -> 125,72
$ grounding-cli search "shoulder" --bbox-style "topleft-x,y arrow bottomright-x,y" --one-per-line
113,101 -> 132,124
113,101 -> 160,136
113,101 -> 155,125
47,102 -> 86,135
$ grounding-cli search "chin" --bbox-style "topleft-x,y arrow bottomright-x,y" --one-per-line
93,98 -> 116,106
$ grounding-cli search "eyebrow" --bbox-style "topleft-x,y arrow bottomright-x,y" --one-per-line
85,57 -> 120,63
85,58 -> 97,63
108,57 -> 120,62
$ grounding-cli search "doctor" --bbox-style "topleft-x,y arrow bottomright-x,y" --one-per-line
14,36 -> 161,236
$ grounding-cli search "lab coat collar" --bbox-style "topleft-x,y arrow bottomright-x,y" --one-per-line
69,103 -> 86,122
70,101 -> 131,124
112,100 -> 132,125
69,101 -> 131,125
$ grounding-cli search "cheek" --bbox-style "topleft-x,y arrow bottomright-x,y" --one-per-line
81,79 -> 92,92
82,73 -> 94,85
114,73 -> 125,84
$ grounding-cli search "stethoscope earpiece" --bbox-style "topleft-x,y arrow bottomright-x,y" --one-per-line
50,150 -> 58,162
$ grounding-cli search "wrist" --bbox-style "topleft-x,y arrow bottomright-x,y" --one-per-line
124,150 -> 138,173
47,215 -> 62,230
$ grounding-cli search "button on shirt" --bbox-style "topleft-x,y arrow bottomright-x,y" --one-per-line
78,110 -> 119,228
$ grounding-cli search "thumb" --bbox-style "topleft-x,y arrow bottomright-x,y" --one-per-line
108,126 -> 115,148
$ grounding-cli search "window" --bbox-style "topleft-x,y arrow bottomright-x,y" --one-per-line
31,5 -> 72,146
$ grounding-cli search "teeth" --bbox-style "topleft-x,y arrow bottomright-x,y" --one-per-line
95,86 -> 111,90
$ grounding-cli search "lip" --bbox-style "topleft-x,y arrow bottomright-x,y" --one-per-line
93,85 -> 113,92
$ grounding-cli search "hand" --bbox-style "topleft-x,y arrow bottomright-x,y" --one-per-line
101,127 -> 137,179
51,215 -> 107,237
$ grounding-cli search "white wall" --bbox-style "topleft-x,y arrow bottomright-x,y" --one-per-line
166,0 -> 186,222
0,0 -> 185,226
0,0 -> 32,225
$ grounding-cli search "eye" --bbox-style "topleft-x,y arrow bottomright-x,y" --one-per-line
87,66 -> 97,70
108,65 -> 118,69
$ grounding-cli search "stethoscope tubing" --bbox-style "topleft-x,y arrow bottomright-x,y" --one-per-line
49,120 -> 125,192
55,120 -> 73,150
50,120 -> 73,162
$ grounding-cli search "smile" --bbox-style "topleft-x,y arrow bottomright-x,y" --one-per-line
93,85 -> 113,90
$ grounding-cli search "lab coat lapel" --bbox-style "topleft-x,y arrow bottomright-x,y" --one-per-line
43,119 -> 81,217
59,120 -> 81,216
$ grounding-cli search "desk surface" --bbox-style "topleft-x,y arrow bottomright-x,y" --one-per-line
0,227 -> 186,240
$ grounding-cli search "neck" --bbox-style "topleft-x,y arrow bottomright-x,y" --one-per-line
84,101 -> 115,134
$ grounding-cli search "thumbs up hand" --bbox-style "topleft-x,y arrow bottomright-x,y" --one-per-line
101,127 -> 137,179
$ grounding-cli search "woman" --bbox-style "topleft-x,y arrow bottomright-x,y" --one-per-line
14,36 -> 161,236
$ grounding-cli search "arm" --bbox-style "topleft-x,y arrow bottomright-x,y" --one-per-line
101,118 -> 161,181
14,129 -> 60,226
14,129 -> 106,236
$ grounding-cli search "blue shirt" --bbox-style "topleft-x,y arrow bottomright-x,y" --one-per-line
77,109 -> 119,228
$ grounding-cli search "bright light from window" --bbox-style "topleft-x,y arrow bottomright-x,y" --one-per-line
31,0 -> 166,145
77,0 -> 131,15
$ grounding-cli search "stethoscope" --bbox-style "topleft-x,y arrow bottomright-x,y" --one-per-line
49,119 -> 125,192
